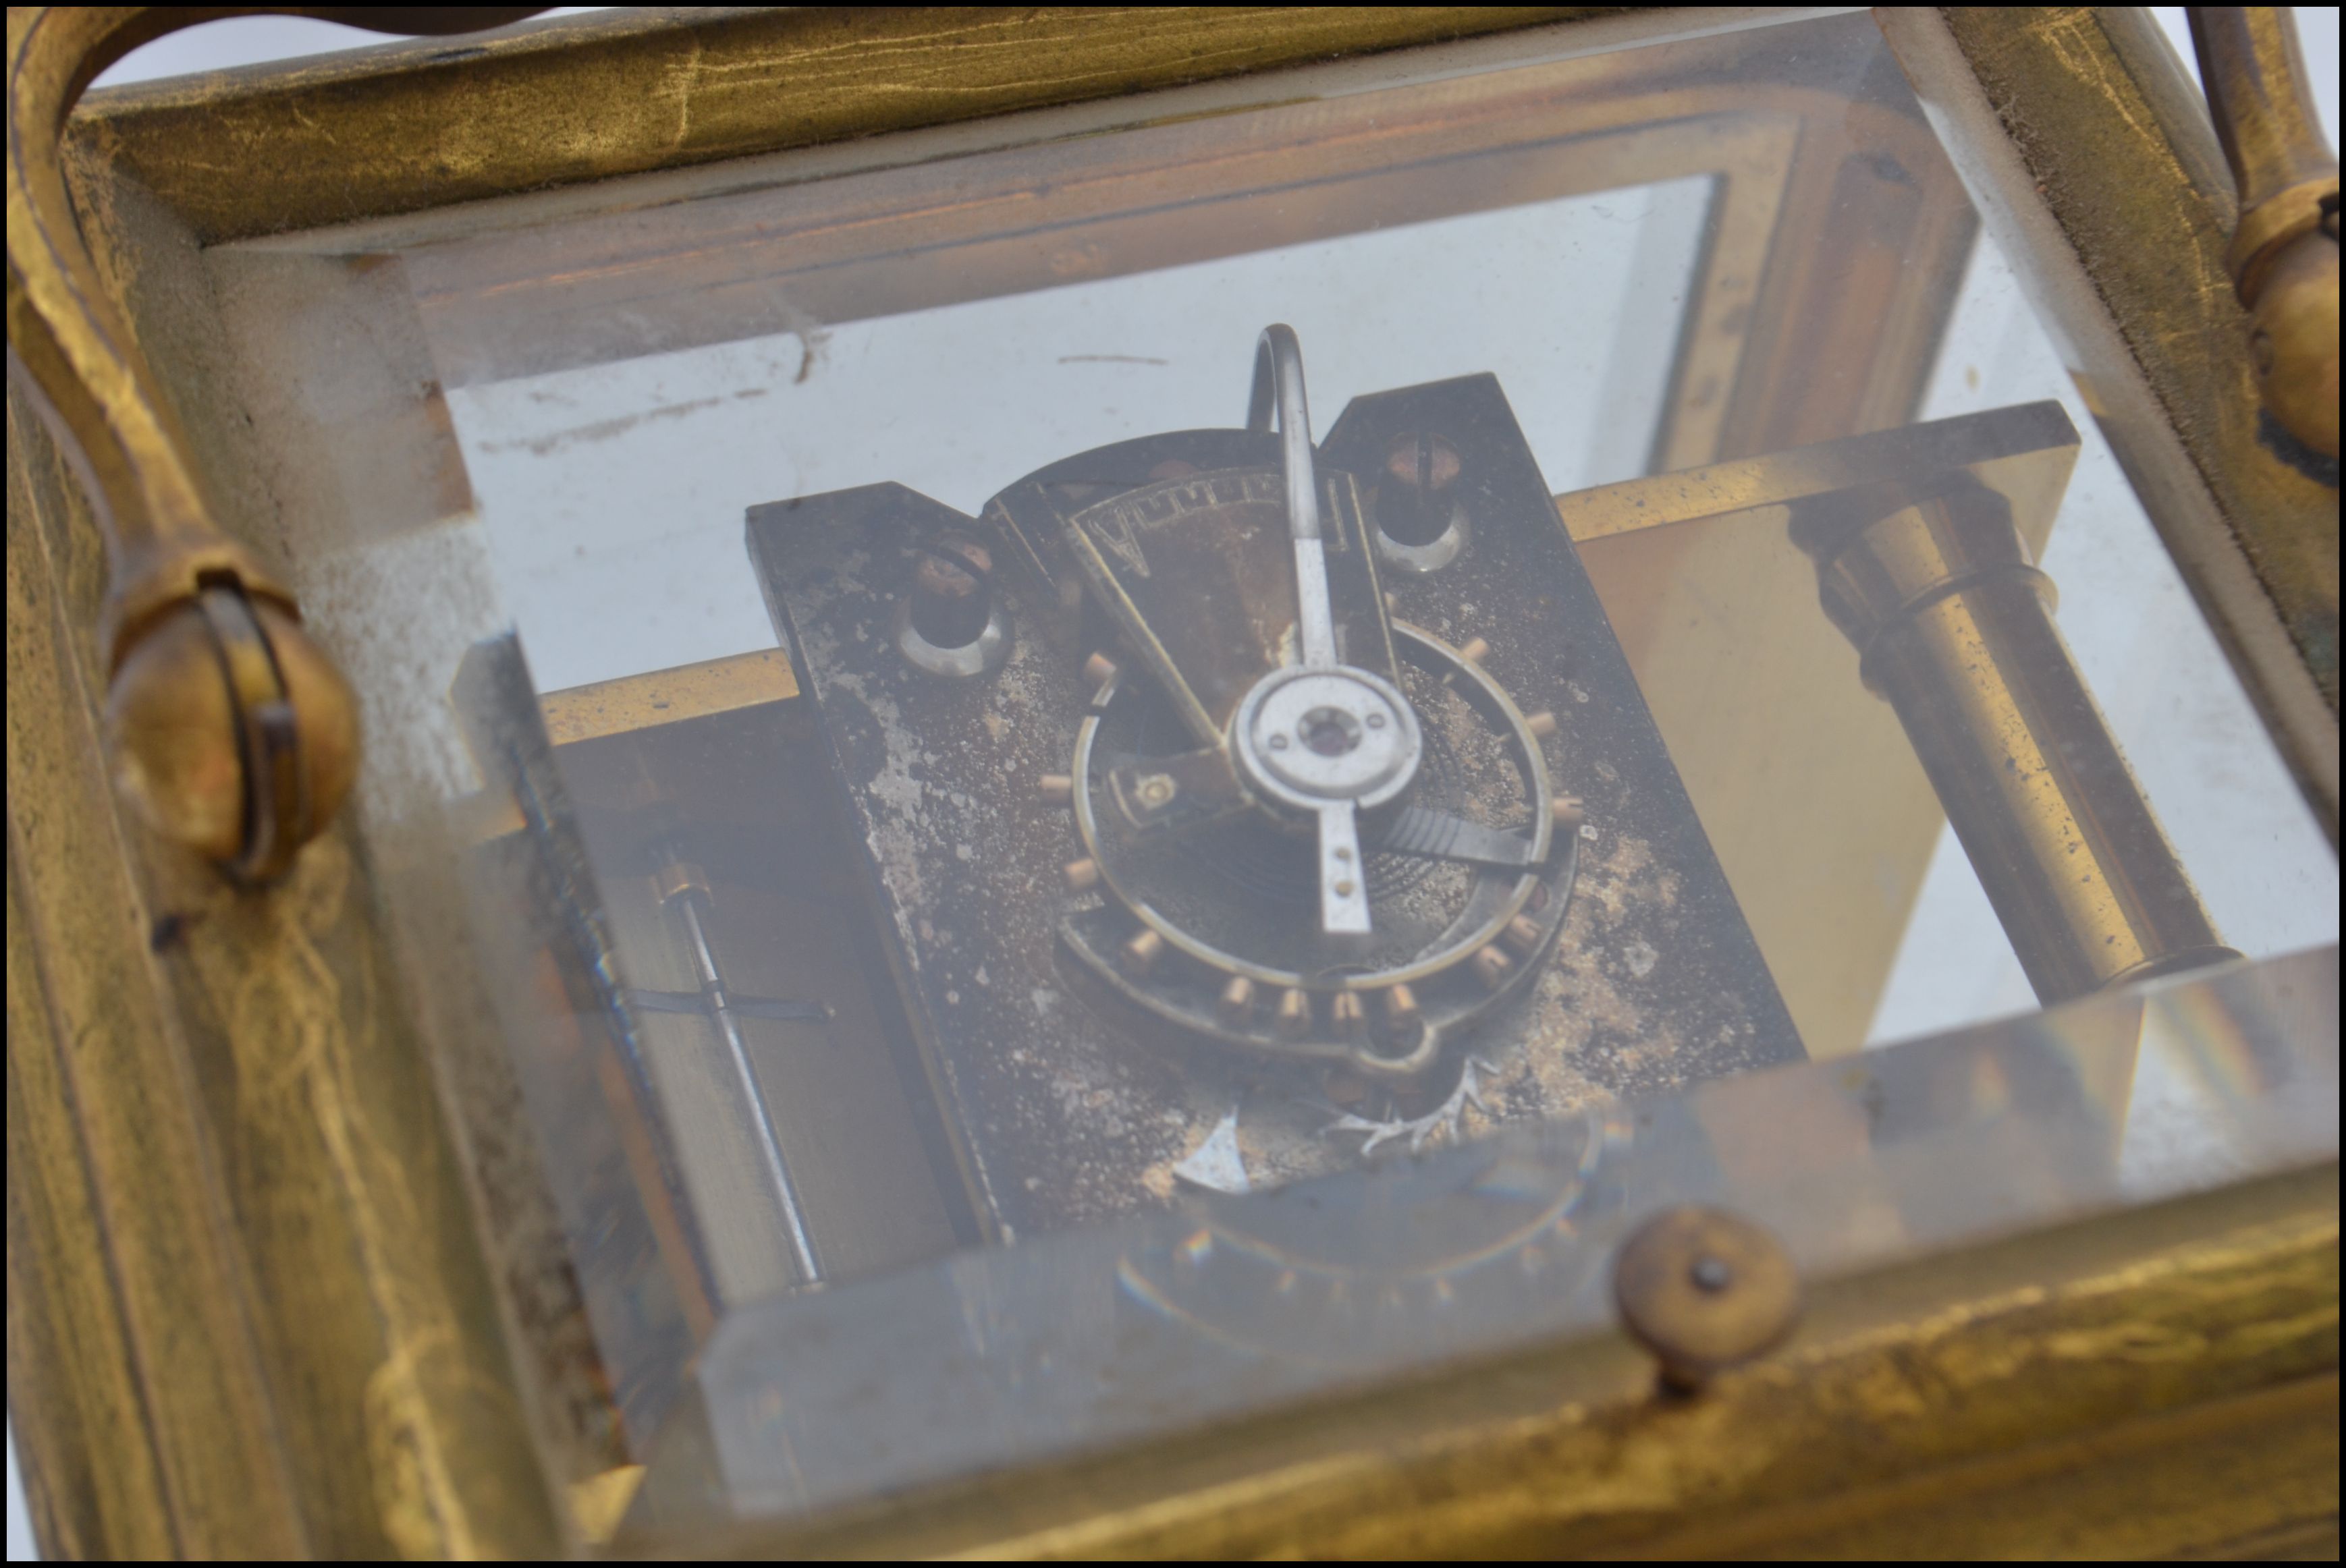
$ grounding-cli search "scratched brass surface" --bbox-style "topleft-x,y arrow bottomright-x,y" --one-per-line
1795,463 -> 2235,1003
9,4 -> 1595,881
12,11 -> 1631,1556
7,5 -> 2340,1561
2187,6 -> 2339,461
539,650 -> 800,749
8,384 -> 561,1557
65,6 -> 1604,245
200,7 -> 1975,1069
2,10 -> 429,880
613,1164 -> 2339,1559
1876,6 -> 2339,845
1565,405 -> 2078,1055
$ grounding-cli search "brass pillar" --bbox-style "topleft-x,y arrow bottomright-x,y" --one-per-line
1797,479 -> 2239,1004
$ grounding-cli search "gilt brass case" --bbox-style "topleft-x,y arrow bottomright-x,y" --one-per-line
6,7 -> 2337,1561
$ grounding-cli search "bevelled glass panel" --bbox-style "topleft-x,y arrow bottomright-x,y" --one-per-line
196,6 -> 2339,1534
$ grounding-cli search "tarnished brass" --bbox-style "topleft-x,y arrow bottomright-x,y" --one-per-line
5,8 -> 539,881
1499,914 -> 1544,957
1217,975 -> 1256,1027
11,382 -> 564,1556
1562,400 -> 2092,1040
1612,1205 -> 1802,1393
1878,8 -> 2339,846
537,648 -> 797,748
628,1166 -> 2338,1559
1577,401 -> 2237,1006
1797,475 -> 2238,1003
1121,927 -> 1167,978
1329,990 -> 1367,1038
8,7 -> 2338,1562
2188,7 -> 2339,460
1274,986 -> 1311,1038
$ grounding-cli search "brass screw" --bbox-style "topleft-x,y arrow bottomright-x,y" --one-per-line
1121,928 -> 1165,976
1218,974 -> 1257,1026
1500,913 -> 1544,956
1062,857 -> 1100,893
1383,430 -> 1463,491
1525,710 -> 1557,739
1275,987 -> 1312,1038
1551,793 -> 1584,829
1083,651 -> 1120,690
1038,773 -> 1074,806
1470,945 -> 1512,988
1381,983 -> 1421,1032
1457,636 -> 1491,665
1330,990 -> 1367,1038
1612,1206 -> 1802,1395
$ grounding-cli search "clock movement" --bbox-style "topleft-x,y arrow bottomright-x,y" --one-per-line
8,5 -> 2336,1559
748,327 -> 1799,1241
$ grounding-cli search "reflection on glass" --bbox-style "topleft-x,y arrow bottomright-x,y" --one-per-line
626,946 -> 2337,1525
194,4 -> 2338,1532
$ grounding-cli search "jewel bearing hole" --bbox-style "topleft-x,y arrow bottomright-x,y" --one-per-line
1300,705 -> 1362,756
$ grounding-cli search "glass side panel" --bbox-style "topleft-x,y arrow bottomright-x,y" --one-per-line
633,945 -> 2336,1523
197,5 -> 2339,1532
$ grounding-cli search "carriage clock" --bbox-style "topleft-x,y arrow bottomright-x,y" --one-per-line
7,4 -> 2338,1560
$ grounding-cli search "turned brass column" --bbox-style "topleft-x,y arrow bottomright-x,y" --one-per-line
1797,478 -> 2238,1004
2189,6 -> 2339,464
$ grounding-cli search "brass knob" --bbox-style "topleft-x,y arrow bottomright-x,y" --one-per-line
105,588 -> 358,885
9,9 -> 537,891
2247,219 -> 2339,460
1612,1206 -> 1801,1394
2189,6 -> 2340,461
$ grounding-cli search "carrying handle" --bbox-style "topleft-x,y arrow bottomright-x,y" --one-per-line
2186,6 -> 2339,463
5,7 -> 541,880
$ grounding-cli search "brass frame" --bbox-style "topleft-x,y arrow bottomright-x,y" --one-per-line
1876,7 -> 2337,841
6,6 -> 2339,1560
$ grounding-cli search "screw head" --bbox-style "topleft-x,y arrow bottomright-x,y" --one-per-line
1382,430 -> 1462,491
1613,1206 -> 1801,1393
908,533 -> 994,648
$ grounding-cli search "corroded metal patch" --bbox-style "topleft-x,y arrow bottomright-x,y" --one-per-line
750,375 -> 1800,1241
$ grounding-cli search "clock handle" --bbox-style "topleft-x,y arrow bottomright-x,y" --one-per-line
2186,6 -> 2339,462
1248,323 -> 1340,669
5,7 -> 537,881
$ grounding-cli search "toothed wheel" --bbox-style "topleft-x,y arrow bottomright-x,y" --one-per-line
1054,620 -> 1577,1079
